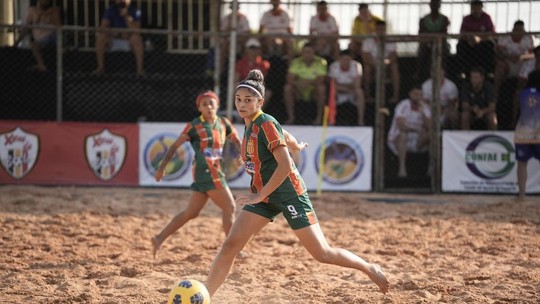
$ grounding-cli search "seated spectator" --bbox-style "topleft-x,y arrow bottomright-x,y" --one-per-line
494,20 -> 534,94
235,38 -> 272,109
94,0 -> 144,76
456,0 -> 496,76
349,3 -> 383,61
361,20 -> 400,104
421,68 -> 459,129
416,0 -> 450,82
328,49 -> 365,126
387,85 -> 432,177
14,0 -> 61,72
284,43 -> 327,125
259,0 -> 294,63
460,67 -> 497,130
220,3 -> 251,68
309,1 -> 339,63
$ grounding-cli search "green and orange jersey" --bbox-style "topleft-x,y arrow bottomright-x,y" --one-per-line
181,115 -> 240,186
241,111 -> 307,203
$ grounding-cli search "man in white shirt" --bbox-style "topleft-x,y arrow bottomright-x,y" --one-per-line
309,1 -> 339,62
494,20 -> 534,93
421,68 -> 459,129
328,49 -> 365,125
220,3 -> 251,67
259,0 -> 293,62
387,85 -> 432,177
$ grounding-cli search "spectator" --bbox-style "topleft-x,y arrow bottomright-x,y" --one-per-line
456,0 -> 496,76
284,43 -> 327,125
421,68 -> 459,129
361,20 -> 400,104
416,0 -> 450,82
220,3 -> 251,68
259,0 -> 294,62
235,38 -> 272,110
513,46 -> 540,124
328,49 -> 365,126
350,3 -> 383,61
94,0 -> 144,77
460,67 -> 497,130
514,70 -> 540,200
14,0 -> 61,72
494,20 -> 534,94
309,1 -> 339,63
387,85 -> 432,177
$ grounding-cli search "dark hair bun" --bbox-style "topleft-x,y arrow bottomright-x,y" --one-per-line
247,69 -> 264,83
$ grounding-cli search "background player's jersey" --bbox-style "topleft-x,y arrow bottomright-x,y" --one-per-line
515,88 -> 540,144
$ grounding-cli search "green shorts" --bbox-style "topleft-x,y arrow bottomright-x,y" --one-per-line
190,178 -> 228,193
242,193 -> 318,230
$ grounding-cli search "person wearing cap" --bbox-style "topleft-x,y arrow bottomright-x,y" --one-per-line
235,38 -> 272,109
151,91 -> 242,259
457,0 -> 496,76
350,3 -> 384,61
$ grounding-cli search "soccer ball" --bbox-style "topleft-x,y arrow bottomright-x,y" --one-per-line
167,278 -> 210,304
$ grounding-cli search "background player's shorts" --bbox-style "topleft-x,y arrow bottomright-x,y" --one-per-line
515,143 -> 540,161
190,178 -> 228,193
243,193 -> 318,230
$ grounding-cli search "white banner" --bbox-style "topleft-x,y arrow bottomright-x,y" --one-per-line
442,131 -> 540,193
139,123 -> 373,191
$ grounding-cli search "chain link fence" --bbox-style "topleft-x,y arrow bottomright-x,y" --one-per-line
1,0 -> 539,192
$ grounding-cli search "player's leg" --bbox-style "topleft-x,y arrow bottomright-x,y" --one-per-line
206,211 -> 269,296
151,191 -> 209,258
294,223 -> 390,294
207,187 -> 236,235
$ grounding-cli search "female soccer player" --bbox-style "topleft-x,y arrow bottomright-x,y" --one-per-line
204,70 -> 390,297
152,90 -> 307,258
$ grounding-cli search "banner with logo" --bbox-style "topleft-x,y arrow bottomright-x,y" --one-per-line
139,123 -> 372,191
442,131 -> 540,193
0,121 -> 139,185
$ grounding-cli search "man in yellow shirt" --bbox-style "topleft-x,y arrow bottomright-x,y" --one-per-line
350,3 -> 384,60
284,43 -> 327,125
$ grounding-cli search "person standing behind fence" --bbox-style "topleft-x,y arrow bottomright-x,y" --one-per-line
349,3 -> 383,62
258,0 -> 294,63
220,3 -> 251,69
204,69 -> 390,298
456,0 -> 495,77
14,0 -> 61,73
514,70 -> 540,201
94,0 -> 144,77
309,1 -> 340,64
235,38 -> 272,110
416,0 -> 450,82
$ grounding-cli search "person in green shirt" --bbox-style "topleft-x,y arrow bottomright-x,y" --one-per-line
204,69 -> 390,299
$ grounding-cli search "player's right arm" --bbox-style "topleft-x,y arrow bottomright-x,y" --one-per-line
154,134 -> 190,182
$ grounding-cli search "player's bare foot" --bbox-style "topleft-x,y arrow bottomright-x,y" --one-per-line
151,236 -> 161,259
367,264 -> 390,294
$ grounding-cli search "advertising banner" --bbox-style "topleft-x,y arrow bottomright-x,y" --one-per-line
0,121 -> 139,185
139,123 -> 372,191
442,131 -> 540,193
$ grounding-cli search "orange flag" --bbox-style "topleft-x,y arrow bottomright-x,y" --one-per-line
328,79 -> 336,125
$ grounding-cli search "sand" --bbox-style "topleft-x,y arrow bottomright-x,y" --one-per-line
1,185 -> 539,303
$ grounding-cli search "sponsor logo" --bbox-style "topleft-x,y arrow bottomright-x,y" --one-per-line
314,136 -> 364,184
244,161 -> 255,174
143,133 -> 193,181
85,129 -> 127,181
0,127 -> 39,179
465,134 -> 515,179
